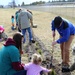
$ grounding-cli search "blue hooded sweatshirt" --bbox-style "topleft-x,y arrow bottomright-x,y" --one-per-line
51,18 -> 75,44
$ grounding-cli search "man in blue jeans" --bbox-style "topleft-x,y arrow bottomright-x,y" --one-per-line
18,9 -> 35,44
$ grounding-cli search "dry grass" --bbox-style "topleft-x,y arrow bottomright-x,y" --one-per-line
0,8 -> 75,74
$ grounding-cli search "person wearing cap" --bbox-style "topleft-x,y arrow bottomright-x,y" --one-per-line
51,16 -> 75,67
0,32 -> 26,75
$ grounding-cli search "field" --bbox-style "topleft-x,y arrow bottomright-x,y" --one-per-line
0,8 -> 75,74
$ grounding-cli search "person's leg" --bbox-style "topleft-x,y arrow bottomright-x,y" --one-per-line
64,35 -> 74,65
59,36 -> 65,63
16,22 -> 18,29
18,27 -> 21,32
27,27 -> 33,42
21,29 -> 26,43
60,42 -> 65,62
13,70 -> 27,75
12,23 -> 14,27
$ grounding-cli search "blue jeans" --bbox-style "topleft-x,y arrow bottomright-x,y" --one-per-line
13,70 -> 27,75
22,27 -> 33,43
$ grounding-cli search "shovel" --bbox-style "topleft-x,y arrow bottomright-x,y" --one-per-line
50,37 -> 55,68
48,37 -> 57,75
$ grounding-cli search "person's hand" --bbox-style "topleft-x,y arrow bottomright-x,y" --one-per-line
52,31 -> 55,37
52,41 -> 57,46
50,69 -> 56,75
22,63 -> 25,67
0,30 -> 4,33
48,69 -> 53,75
21,50 -> 23,54
49,69 -> 52,72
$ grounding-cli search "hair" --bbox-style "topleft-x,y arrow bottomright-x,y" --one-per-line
11,15 -> 14,18
18,9 -> 22,12
54,16 -> 63,28
27,9 -> 33,14
31,53 -> 42,65
13,32 -> 23,55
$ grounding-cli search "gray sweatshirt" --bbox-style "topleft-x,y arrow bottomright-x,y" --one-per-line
18,10 -> 32,29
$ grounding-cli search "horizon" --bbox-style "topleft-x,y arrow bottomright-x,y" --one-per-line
0,0 -> 50,6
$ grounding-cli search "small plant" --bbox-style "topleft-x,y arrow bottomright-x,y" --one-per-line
37,49 -> 42,55
51,69 -> 56,75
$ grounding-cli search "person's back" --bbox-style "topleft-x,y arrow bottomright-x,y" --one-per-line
0,38 -> 21,75
18,10 -> 32,29
24,53 -> 52,75
0,46 -> 20,75
24,62 -> 49,75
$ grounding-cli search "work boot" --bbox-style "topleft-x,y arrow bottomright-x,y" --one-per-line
62,64 -> 70,72
62,67 -> 70,72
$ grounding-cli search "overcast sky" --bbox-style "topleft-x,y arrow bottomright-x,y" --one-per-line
0,0 -> 51,6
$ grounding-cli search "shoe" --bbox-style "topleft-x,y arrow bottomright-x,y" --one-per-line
31,40 -> 35,43
11,26 -> 16,30
29,40 -> 35,45
62,63 -> 70,72
62,66 -> 70,72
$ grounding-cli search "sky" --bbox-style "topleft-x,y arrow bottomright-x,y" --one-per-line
0,0 -> 51,6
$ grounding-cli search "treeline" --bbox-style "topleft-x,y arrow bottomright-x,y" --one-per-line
30,1 -> 45,5
21,0 -> 75,6
21,1 -> 45,6
0,0 -> 75,8
52,0 -> 75,2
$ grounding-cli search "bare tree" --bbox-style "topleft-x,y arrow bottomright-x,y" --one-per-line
21,2 -> 25,6
12,0 -> 16,8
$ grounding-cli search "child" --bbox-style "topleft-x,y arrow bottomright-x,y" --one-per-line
0,25 -> 8,41
11,15 -> 16,30
24,53 -> 52,75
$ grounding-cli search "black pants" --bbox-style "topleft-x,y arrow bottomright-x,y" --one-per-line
14,70 -> 27,75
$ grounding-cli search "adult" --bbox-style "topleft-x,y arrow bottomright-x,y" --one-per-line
51,16 -> 75,67
15,9 -> 22,32
0,32 -> 26,75
18,9 -> 34,44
